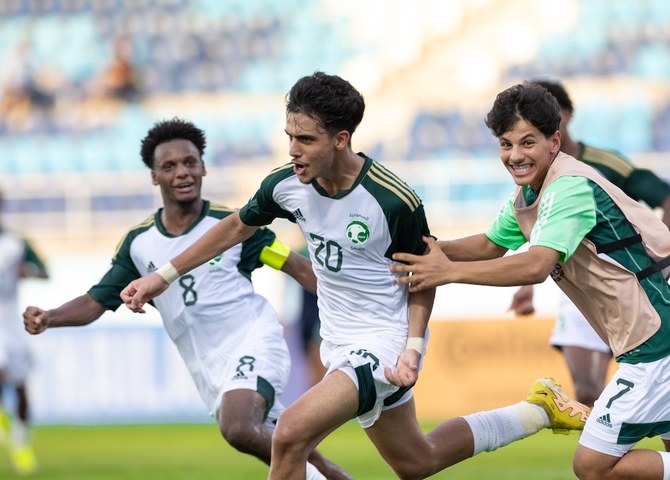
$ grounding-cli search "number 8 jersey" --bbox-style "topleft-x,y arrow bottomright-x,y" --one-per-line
88,201 -> 289,415
239,154 -> 431,349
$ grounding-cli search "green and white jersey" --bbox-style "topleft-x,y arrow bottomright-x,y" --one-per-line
88,201 -> 282,411
487,154 -> 670,363
578,142 -> 670,208
0,231 -> 46,353
239,154 -> 430,349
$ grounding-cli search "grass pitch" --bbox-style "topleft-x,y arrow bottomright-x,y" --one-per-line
0,421 -> 661,479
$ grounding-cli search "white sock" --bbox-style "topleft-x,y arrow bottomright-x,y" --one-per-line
306,462 -> 326,480
11,419 -> 28,446
463,402 -> 549,455
659,451 -> 670,480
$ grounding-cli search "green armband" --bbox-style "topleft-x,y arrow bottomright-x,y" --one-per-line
259,239 -> 291,270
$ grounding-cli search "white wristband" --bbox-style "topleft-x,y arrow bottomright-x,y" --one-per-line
156,262 -> 180,284
405,336 -> 424,354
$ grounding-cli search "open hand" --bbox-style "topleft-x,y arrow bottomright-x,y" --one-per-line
390,236 -> 452,292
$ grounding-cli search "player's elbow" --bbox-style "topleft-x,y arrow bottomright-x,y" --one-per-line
522,260 -> 555,285
523,247 -> 559,284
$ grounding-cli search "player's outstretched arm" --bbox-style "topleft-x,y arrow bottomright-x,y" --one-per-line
23,294 -> 107,335
121,212 -> 258,312
438,233 -> 508,261
392,238 -> 560,292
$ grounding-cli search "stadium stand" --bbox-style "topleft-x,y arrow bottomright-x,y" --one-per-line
1,0 -> 670,253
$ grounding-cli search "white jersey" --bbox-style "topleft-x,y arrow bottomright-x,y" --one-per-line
88,201 -> 287,414
0,230 -> 47,378
239,154 -> 430,351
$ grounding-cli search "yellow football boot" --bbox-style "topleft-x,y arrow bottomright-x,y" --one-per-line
9,443 -> 38,476
527,377 -> 591,434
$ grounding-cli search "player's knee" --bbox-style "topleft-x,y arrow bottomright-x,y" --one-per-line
573,453 -> 610,480
390,458 -> 434,480
220,420 -> 260,454
272,416 -> 310,456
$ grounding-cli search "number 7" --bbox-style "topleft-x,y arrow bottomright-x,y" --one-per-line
606,378 -> 634,409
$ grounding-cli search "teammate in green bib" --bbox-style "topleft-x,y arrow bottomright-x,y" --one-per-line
393,82 -> 670,480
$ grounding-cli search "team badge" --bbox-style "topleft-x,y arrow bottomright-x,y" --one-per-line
346,220 -> 371,245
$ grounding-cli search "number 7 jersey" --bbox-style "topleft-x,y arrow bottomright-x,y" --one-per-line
239,154 -> 431,348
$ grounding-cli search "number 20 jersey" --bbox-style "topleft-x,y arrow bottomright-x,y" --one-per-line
239,154 -> 431,349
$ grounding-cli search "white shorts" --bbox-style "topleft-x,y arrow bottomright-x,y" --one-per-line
210,321 -> 291,426
0,311 -> 33,384
579,355 -> 670,456
549,292 -> 611,353
320,338 -> 424,429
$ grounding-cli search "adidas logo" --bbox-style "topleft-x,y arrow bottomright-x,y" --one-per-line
596,413 -> 612,428
147,261 -> 157,272
292,208 -> 306,222
232,371 -> 247,380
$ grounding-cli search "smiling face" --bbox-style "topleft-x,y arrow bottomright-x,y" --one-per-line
151,139 -> 206,206
498,119 -> 560,191
285,111 -> 348,184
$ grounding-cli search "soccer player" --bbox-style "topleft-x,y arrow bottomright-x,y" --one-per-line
508,79 -> 670,407
0,190 -> 49,475
391,82 -> 670,479
120,72 -> 588,480
22,118 -> 350,480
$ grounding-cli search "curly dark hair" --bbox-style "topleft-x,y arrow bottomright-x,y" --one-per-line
140,117 -> 207,169
530,79 -> 574,113
485,82 -> 561,139
286,71 -> 365,137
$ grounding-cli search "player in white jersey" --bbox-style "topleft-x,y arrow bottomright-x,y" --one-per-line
22,118 -> 350,480
0,191 -> 49,475
120,73 -> 588,480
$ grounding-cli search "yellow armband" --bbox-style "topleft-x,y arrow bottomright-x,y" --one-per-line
259,239 -> 291,270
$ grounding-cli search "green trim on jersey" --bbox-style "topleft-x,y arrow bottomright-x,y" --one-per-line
580,143 -> 633,180
580,143 -> 670,208
206,202 -> 276,279
367,161 -> 420,212
22,238 -> 47,273
88,200 -> 277,308
240,154 -> 430,257
89,215 -> 153,310
487,176 -> 670,364
241,163 -> 297,226
360,158 -> 429,257
486,177 -> 597,262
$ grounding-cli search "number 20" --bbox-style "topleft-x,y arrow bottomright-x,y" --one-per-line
310,233 -> 343,272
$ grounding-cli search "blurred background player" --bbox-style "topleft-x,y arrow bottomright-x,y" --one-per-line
22,118 -> 350,480
0,190 -> 49,475
508,79 -> 670,407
